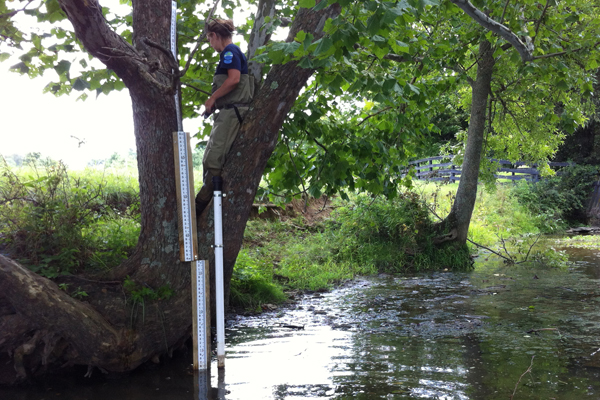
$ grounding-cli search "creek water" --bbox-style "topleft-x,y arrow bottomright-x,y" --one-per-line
2,241 -> 600,399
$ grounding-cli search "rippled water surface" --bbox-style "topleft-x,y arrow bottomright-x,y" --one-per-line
2,244 -> 600,399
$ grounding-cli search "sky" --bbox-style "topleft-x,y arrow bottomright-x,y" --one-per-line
0,67 -> 137,169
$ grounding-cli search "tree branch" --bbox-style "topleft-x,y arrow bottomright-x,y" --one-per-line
304,129 -> 329,153
142,37 -> 178,71
383,53 -> 414,63
499,0 -> 510,25
531,42 -> 600,60
247,0 -> 277,82
449,0 -> 533,62
57,0 -> 141,78
0,0 -> 35,19
181,82 -> 211,96
531,0 -> 550,46
510,356 -> 535,400
285,138 -> 309,212
467,238 -> 513,263
358,106 -> 393,127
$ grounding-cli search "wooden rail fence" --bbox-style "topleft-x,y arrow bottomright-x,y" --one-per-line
408,156 -> 574,183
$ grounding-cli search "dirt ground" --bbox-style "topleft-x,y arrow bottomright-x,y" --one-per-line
250,196 -> 336,225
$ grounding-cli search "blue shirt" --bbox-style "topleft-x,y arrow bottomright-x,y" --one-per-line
215,44 -> 248,75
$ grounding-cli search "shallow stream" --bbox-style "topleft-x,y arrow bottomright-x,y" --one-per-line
2,242 -> 600,399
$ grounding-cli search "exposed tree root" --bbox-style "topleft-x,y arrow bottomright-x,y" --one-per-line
433,229 -> 458,244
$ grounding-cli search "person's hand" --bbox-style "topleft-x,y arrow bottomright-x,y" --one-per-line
203,97 -> 216,117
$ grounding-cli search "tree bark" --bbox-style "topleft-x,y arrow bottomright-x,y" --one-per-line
438,40 -> 495,245
0,0 -> 340,384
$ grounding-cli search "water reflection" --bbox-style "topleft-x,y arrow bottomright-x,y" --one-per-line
2,244 -> 600,399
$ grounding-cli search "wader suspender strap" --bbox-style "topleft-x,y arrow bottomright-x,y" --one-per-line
232,105 -> 243,125
219,104 -> 247,124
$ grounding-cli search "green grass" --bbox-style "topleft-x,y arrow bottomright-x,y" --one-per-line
233,191 -> 475,307
0,161 -> 140,277
554,235 -> 600,249
415,182 -> 542,246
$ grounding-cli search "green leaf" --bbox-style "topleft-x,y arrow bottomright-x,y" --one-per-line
298,0 -> 316,8
366,15 -> 381,36
272,41 -> 301,55
373,46 -> 388,59
313,0 -> 329,10
0,53 -> 10,62
54,60 -> 71,77
10,62 -> 29,74
303,32 -> 314,50
298,57 -> 313,69
555,79 -> 569,91
313,37 -> 332,57
382,78 -> 397,91
72,77 -> 90,91
295,31 -> 306,43
407,83 -> 420,94
565,14 -> 579,24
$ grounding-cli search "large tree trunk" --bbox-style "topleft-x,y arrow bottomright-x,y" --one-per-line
438,40 -> 495,245
0,0 -> 340,385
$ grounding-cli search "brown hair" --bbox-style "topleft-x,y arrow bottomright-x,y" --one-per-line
207,19 -> 235,39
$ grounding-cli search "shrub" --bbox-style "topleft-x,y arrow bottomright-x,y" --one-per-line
511,165 -> 599,232
326,193 -> 472,272
0,160 -> 140,277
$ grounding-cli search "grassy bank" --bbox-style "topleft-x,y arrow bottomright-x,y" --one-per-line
1,160 -> 595,311
233,165 -> 597,309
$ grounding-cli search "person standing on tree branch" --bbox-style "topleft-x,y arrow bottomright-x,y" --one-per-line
195,18 -> 254,215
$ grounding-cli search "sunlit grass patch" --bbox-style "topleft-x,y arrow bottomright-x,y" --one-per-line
413,181 -> 542,248
553,235 -> 600,250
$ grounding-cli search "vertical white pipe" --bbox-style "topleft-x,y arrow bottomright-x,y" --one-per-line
213,181 -> 225,368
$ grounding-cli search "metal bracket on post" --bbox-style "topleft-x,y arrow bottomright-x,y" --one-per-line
212,176 -> 226,368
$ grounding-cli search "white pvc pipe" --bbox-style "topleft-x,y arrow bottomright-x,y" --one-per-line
213,186 -> 225,368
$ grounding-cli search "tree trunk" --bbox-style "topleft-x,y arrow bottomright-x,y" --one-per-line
438,40 -> 495,245
0,0 -> 340,385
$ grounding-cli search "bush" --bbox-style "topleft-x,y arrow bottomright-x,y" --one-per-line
0,160 -> 140,277
511,165 -> 599,232
326,193 -> 472,272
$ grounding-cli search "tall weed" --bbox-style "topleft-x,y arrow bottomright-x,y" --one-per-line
511,165 -> 598,232
0,160 -> 140,277
327,193 -> 472,272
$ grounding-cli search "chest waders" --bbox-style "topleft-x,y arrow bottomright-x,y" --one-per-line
195,73 -> 255,214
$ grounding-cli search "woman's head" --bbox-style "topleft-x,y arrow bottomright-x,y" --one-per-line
206,19 -> 235,39
207,19 -> 234,52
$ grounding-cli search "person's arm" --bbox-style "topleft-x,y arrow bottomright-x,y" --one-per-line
204,68 -> 241,114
